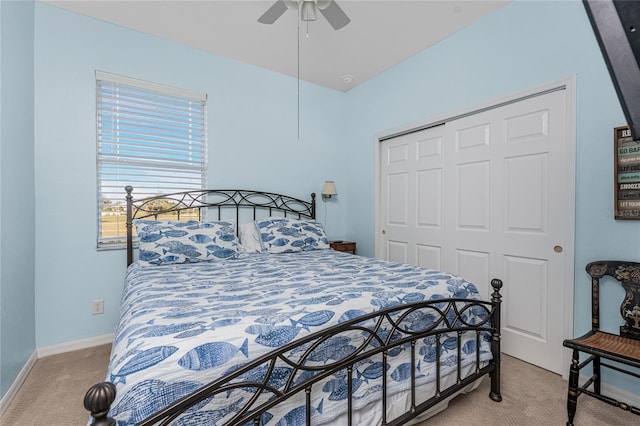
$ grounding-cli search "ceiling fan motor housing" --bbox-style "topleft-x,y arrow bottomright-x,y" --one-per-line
285,1 -> 333,11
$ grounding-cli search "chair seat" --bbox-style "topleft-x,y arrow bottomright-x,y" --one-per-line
564,331 -> 640,366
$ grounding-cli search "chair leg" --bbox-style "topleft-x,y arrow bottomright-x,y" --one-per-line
566,349 -> 580,426
593,356 -> 601,395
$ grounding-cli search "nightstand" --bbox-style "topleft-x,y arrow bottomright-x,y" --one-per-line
330,240 -> 356,254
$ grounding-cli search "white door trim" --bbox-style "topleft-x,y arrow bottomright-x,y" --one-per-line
374,77 -> 576,376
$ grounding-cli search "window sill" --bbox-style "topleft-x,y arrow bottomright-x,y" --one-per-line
97,242 -> 137,251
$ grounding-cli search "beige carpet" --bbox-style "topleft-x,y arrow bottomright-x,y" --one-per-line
1,344 -> 111,426
1,344 -> 637,425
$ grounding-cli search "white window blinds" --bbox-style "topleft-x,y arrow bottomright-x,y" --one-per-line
97,71 -> 207,248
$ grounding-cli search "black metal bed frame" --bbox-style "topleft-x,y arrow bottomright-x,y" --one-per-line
85,187 -> 503,426
124,186 -> 317,266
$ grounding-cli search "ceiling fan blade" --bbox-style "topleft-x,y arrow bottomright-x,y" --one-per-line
319,1 -> 350,30
258,0 -> 288,24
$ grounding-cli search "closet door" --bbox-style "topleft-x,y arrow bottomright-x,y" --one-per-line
379,125 -> 445,269
443,89 -> 567,374
379,87 -> 571,374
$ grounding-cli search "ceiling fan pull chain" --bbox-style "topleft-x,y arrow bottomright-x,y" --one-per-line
297,16 -> 300,141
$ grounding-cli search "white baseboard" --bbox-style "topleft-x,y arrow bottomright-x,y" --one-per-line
0,349 -> 37,417
37,333 -> 113,358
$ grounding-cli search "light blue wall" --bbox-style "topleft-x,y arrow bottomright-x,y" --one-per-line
0,0 -> 36,398
32,3 -> 347,348
342,0 -> 639,392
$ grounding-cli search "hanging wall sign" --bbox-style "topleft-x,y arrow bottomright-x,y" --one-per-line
614,125 -> 640,219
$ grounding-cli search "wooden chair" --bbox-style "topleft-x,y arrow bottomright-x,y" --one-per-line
563,260 -> 640,425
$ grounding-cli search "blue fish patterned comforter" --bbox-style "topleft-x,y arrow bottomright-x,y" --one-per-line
106,250 -> 491,425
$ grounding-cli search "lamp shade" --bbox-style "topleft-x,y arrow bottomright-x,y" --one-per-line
322,181 -> 337,196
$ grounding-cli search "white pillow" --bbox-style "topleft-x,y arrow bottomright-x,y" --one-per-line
238,221 -> 262,253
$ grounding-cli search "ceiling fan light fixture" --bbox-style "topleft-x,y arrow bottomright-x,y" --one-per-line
300,0 -> 317,21
258,0 -> 349,30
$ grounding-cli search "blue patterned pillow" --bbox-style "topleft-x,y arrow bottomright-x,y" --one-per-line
255,218 -> 330,253
134,219 -> 240,267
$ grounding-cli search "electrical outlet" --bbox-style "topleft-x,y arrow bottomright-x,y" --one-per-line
92,299 -> 104,315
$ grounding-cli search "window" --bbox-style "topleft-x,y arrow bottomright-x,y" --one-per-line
96,71 -> 207,248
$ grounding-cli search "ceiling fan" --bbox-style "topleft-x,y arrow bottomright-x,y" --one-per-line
258,0 -> 351,30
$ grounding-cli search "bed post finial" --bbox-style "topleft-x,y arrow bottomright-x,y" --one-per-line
84,382 -> 116,425
491,278 -> 503,292
125,186 -> 134,267
311,192 -> 316,219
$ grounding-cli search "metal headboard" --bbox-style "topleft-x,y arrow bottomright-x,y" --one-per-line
125,186 -> 316,266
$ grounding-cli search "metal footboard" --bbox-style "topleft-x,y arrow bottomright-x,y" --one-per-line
85,279 -> 502,426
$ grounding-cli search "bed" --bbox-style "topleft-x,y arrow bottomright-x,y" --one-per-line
85,187 -> 503,425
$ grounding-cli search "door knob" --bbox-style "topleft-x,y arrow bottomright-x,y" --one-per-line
554,245 -> 563,253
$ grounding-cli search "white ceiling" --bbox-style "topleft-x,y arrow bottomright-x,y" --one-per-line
44,0 -> 509,92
